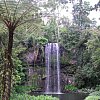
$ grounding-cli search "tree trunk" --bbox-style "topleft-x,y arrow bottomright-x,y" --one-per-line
2,30 -> 14,100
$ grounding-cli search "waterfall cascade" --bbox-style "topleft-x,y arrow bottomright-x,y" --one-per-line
45,43 -> 61,94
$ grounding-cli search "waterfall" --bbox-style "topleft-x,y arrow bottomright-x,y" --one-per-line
45,43 -> 61,94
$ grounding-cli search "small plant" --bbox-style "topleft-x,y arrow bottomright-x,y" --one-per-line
10,94 -> 59,100
64,84 -> 78,92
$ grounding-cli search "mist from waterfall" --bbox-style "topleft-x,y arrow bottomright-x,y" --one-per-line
45,43 -> 61,94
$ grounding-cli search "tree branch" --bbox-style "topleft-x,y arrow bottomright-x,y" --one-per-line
13,5 -> 34,27
4,0 -> 10,18
16,18 -> 36,27
14,7 -> 39,28
13,0 -> 21,21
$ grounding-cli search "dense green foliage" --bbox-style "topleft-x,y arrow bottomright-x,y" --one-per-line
0,0 -> 100,99
85,91 -> 100,100
14,86 -> 35,94
85,96 -> 100,100
65,84 -> 78,92
89,91 -> 100,96
10,94 -> 59,100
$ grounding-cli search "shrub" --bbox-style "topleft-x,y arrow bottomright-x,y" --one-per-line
75,63 -> 97,88
79,88 -> 94,93
85,91 -> 100,100
89,91 -> 100,96
65,84 -> 78,91
14,86 -> 36,94
10,94 -> 59,100
95,85 -> 100,91
85,96 -> 100,100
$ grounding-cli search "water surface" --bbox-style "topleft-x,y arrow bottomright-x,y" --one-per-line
50,93 -> 88,100
30,92 -> 88,100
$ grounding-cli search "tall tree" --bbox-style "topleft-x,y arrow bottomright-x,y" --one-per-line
0,0 -> 41,100
72,0 -> 91,29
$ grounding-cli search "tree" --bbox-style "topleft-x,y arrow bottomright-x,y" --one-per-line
92,0 -> 100,11
0,0 -> 41,100
72,1 -> 92,29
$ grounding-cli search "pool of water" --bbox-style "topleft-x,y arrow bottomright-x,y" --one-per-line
30,92 -> 88,100
49,93 -> 88,100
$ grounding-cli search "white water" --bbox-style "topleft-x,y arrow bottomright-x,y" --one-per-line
45,43 -> 61,93
45,43 -> 52,92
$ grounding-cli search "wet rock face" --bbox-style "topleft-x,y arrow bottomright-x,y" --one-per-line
60,73 -> 75,92
25,67 -> 45,90
19,47 -> 44,66
19,45 -> 74,69
41,72 -> 75,92
19,45 -> 76,92
24,66 -> 75,92
25,52 -> 35,63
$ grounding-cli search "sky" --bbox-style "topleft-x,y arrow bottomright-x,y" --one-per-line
41,0 -> 100,25
87,0 -> 98,5
87,0 -> 100,25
